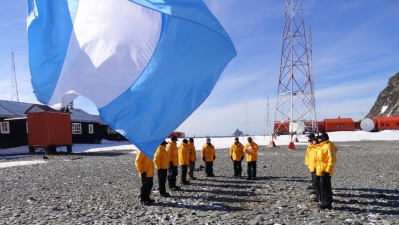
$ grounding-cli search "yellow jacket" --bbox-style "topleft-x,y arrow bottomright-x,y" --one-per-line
201,143 -> 216,162
135,151 -> 154,178
307,144 -> 320,172
188,142 -> 196,161
304,143 -> 312,166
154,145 -> 170,169
166,141 -> 178,166
178,142 -> 190,166
230,142 -> 245,161
316,140 -> 339,176
244,141 -> 259,162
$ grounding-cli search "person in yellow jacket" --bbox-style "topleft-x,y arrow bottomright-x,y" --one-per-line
230,137 -> 244,177
201,138 -> 216,177
154,140 -> 171,197
309,137 -> 321,202
316,132 -> 339,210
188,138 -> 197,180
167,136 -> 180,190
135,150 -> 155,205
178,139 -> 190,185
304,133 -> 316,190
244,137 -> 259,180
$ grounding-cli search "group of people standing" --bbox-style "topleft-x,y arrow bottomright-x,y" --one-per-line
135,136 -> 259,205
304,132 -> 339,210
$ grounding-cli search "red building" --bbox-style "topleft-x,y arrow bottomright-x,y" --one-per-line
324,117 -> 355,132
373,116 -> 399,130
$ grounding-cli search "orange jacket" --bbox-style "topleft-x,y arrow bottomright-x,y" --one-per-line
244,141 -> 259,162
166,141 -> 178,166
188,142 -> 196,161
178,142 -> 190,166
201,143 -> 216,162
316,140 -> 338,176
230,142 -> 245,161
154,145 -> 170,169
135,151 -> 154,178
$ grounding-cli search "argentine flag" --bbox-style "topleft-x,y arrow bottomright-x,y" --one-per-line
27,0 -> 236,158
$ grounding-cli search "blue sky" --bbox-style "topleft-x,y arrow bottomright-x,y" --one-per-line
0,1 -> 398,137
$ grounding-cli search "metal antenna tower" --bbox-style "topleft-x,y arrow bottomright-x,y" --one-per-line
11,52 -> 20,102
272,0 -> 317,149
307,26 -> 318,134
266,96 -> 271,136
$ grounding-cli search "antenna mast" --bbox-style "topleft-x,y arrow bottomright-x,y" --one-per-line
11,52 -> 20,102
273,0 -> 318,149
266,96 -> 271,136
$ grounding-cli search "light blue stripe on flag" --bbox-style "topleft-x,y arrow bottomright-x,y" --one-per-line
99,2 -> 236,158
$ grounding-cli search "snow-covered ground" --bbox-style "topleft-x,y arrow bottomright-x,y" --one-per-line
1,130 -> 398,167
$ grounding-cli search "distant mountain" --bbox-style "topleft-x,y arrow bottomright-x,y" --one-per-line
365,71 -> 399,119
232,129 -> 244,136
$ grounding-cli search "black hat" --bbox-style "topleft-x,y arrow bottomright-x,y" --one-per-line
182,139 -> 188,143
247,137 -> 252,141
320,132 -> 329,140
189,137 -> 194,142
235,137 -> 239,141
171,136 -> 178,141
307,133 -> 315,138
206,138 -> 211,141
160,140 -> 168,145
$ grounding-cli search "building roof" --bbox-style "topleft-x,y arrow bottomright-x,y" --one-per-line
0,100 -> 32,118
0,100 -> 101,123
373,116 -> 399,122
324,118 -> 354,123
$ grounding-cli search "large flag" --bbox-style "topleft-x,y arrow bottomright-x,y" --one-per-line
27,0 -> 236,158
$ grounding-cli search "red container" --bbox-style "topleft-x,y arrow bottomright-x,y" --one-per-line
27,112 -> 72,146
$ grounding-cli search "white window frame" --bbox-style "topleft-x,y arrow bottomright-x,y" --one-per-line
72,123 -> 82,134
1,122 -> 10,134
107,127 -> 111,134
88,124 -> 94,134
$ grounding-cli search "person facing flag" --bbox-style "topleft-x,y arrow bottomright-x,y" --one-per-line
27,0 -> 236,158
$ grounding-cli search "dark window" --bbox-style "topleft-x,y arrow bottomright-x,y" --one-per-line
381,123 -> 384,126
386,123 -> 389,126
396,123 -> 399,126
350,124 -> 353,127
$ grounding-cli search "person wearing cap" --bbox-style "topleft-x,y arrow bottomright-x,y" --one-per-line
178,139 -> 191,185
167,136 -> 180,191
244,137 -> 259,180
188,138 -> 197,180
230,137 -> 245,177
304,133 -> 316,190
316,132 -> 339,210
154,140 -> 171,197
135,150 -> 155,205
201,138 -> 216,177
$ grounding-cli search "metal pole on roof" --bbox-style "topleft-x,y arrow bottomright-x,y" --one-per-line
11,52 -> 20,102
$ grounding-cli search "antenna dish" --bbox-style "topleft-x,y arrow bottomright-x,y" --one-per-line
360,118 -> 374,132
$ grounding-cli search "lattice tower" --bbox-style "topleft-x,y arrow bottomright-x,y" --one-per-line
274,0 -> 318,139
11,52 -> 19,102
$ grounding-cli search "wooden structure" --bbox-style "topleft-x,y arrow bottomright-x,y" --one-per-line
25,105 -> 72,154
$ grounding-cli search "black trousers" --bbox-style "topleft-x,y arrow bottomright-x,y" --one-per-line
157,169 -> 168,194
205,161 -> 214,176
247,161 -> 257,178
167,164 -> 178,187
313,172 -> 321,201
180,165 -> 188,183
233,161 -> 242,176
140,177 -> 153,202
320,174 -> 333,206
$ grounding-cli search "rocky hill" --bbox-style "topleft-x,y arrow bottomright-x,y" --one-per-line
365,71 -> 399,118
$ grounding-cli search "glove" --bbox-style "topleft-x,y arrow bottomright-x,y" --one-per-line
141,172 -> 147,178
202,157 -> 205,162
322,171 -> 329,176
231,156 -> 233,161
213,156 -> 216,160
169,161 -> 173,167
241,156 -> 244,161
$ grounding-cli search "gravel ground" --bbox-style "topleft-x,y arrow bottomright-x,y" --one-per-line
0,141 -> 398,225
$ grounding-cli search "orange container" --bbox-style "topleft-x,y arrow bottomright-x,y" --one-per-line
27,112 -> 72,146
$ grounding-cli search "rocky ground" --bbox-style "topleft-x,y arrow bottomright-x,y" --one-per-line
0,140 -> 398,225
